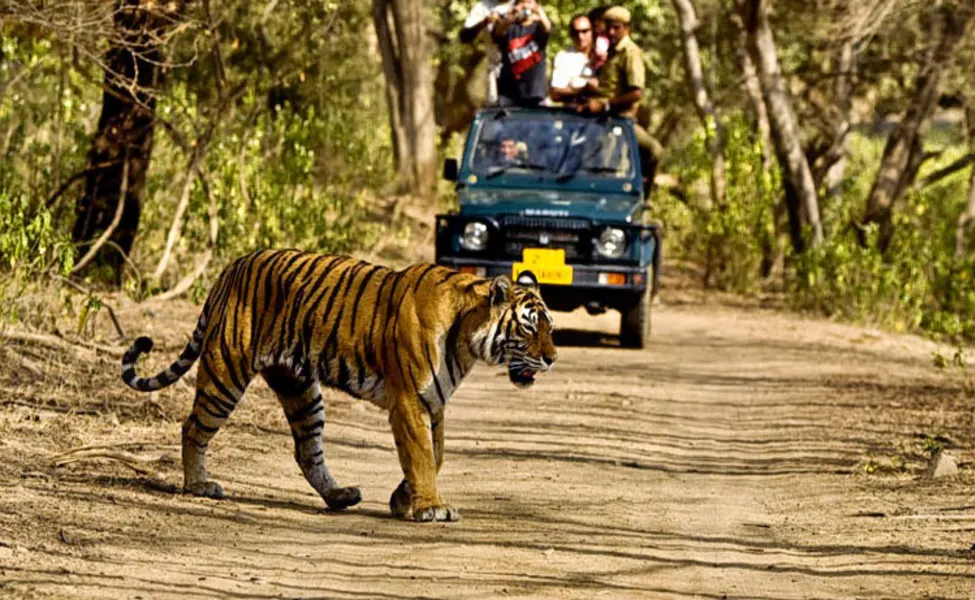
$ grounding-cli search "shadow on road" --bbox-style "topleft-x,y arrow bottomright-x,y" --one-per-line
552,328 -> 621,348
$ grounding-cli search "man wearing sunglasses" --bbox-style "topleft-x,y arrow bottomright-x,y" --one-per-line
549,14 -> 599,104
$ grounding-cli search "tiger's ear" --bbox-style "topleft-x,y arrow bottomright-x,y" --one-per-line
489,275 -> 513,307
514,270 -> 539,291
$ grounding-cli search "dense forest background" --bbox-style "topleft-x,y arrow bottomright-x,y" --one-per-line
2,0 -> 975,340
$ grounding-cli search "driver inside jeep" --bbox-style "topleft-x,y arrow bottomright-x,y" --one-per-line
498,137 -> 529,163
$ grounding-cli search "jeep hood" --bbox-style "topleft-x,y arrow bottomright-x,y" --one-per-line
457,188 -> 641,222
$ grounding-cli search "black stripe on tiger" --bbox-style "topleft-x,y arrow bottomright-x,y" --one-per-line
287,395 -> 324,424
120,311 -> 208,392
424,342 -> 447,406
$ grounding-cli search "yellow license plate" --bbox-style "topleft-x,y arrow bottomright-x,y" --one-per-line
513,248 -> 574,285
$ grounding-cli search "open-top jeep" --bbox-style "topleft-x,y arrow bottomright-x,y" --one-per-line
436,107 -> 661,348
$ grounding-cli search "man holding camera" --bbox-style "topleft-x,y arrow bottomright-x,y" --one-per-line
492,0 -> 552,107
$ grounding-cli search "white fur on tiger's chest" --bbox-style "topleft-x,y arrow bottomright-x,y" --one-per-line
418,339 -> 472,416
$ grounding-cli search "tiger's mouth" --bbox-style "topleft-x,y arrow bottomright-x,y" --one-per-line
509,367 -> 537,388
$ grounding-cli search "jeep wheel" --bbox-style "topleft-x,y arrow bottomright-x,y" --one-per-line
619,272 -> 652,349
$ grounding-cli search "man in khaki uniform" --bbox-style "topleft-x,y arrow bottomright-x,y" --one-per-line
580,5 -> 662,199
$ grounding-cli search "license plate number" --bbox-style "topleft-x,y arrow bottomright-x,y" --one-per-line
513,248 -> 573,285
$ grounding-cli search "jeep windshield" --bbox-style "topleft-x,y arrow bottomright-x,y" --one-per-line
467,112 -> 635,180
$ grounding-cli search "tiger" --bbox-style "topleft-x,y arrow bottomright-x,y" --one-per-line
120,249 -> 557,522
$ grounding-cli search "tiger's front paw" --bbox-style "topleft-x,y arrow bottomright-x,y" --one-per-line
413,502 -> 461,523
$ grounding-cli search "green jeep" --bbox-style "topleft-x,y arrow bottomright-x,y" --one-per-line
436,106 -> 661,348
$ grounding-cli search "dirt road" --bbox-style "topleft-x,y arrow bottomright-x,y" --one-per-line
2,293 -> 974,599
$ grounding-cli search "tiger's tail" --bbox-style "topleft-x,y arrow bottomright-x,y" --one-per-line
121,313 -> 208,392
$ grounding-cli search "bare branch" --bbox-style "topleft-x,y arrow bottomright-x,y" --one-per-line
913,153 -> 975,191
145,167 -> 219,302
151,81 -> 246,281
149,248 -> 212,303
672,0 -> 726,207
44,160 -> 123,210
50,445 -> 176,476
71,152 -> 129,274
820,0 -> 925,43
1,346 -> 45,378
201,0 -> 226,95
4,1 -> 202,112
151,148 -> 204,281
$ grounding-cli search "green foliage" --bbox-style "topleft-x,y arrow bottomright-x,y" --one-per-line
76,293 -> 103,337
704,116 -> 779,292
665,108 -> 975,341
3,0 -> 975,346
135,1 -> 392,291
919,433 -> 944,458
0,188 -> 75,324
0,34 -> 82,325
790,133 -> 975,340
139,88 -> 386,284
790,227 -> 928,333
0,34 -> 97,228
3,1 -> 390,299
657,113 -> 779,292
931,344 -> 974,397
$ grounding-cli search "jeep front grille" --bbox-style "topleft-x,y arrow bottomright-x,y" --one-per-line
498,216 -> 591,262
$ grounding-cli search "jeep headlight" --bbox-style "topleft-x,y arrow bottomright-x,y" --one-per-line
459,221 -> 489,252
596,227 -> 627,258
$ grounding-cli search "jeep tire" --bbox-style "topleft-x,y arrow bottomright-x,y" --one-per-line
619,269 -> 652,349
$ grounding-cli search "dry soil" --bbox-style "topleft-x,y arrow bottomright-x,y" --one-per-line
1,278 -> 974,599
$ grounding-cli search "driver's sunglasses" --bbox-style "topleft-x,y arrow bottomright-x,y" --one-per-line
570,27 -> 591,37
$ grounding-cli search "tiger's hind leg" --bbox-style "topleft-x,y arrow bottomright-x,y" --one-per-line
263,367 -> 361,511
182,353 -> 251,499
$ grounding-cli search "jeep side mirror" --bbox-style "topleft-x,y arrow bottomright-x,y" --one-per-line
443,158 -> 458,181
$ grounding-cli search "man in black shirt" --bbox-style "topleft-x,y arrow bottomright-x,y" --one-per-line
492,0 -> 552,107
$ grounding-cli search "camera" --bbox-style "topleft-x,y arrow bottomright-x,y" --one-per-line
515,7 -> 532,21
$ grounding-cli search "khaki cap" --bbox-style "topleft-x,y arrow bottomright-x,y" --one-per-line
603,6 -> 631,24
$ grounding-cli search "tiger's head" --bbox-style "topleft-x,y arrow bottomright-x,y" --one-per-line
482,271 -> 557,388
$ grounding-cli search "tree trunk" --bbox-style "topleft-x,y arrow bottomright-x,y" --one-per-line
955,107 -> 975,258
861,3 -> 974,253
72,0 -> 185,284
432,2 -> 487,148
823,39 -> 856,200
730,6 -> 778,276
672,0 -> 726,208
433,46 -> 487,148
738,0 -> 824,251
954,165 -> 975,258
734,22 -> 772,171
372,0 -> 437,195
